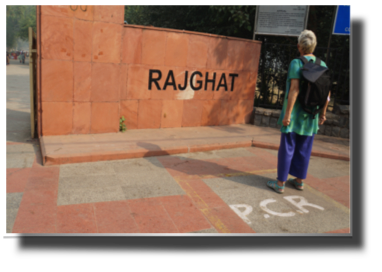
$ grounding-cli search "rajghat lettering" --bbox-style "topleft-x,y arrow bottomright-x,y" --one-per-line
148,70 -> 239,91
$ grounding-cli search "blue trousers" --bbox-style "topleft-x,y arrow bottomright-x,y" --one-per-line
277,132 -> 315,182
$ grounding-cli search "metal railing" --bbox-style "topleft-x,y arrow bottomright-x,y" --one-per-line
254,42 -> 349,110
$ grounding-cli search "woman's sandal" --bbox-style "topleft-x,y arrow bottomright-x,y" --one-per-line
288,178 -> 304,190
266,180 -> 285,194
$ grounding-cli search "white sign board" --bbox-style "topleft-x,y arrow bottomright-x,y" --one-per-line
254,6 -> 309,37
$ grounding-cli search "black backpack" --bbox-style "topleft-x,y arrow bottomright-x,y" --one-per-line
296,56 -> 331,119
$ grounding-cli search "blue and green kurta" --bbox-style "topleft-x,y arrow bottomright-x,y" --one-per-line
277,56 -> 328,136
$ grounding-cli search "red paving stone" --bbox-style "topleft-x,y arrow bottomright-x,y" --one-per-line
158,195 -> 212,233
324,176 -> 350,194
24,167 -> 60,192
173,176 -> 228,211
245,146 -> 278,167
7,168 -> 31,193
11,160 -> 61,233
325,228 -> 350,233
18,188 -> 58,207
157,156 -> 240,178
304,174 -> 323,188
156,157 -> 192,178
305,174 -> 337,193
211,156 -> 273,173
56,203 -> 98,233
8,148 -> 350,234
128,198 -> 178,233
204,206 -> 255,233
8,139 -> 349,234
324,190 -> 350,208
12,204 -> 57,233
94,201 -> 139,233
158,156 -> 263,233
209,157 -> 242,168
310,151 -> 350,161
305,174 -> 350,208
12,190 -> 58,233
181,160 -> 228,176
189,141 -> 252,153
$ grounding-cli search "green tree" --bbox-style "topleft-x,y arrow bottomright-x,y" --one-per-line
18,6 -> 37,40
124,6 -> 348,53
124,6 -> 257,39
6,6 -> 24,49
6,5 -> 36,50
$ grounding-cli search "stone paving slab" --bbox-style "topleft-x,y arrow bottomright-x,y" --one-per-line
6,155 -> 35,169
171,147 -> 257,160
57,157 -> 185,206
6,143 -> 38,168
121,184 -> 185,200
57,185 -> 127,206
203,175 -> 349,233
59,161 -> 117,177
191,228 -> 219,233
7,147 -> 351,234
6,193 -> 24,233
40,125 -> 350,166
307,156 -> 350,179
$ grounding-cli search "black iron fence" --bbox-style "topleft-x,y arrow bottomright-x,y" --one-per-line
254,42 -> 349,110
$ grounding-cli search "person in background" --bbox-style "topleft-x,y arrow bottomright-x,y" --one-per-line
266,30 -> 330,194
6,52 -> 10,65
19,51 -> 25,64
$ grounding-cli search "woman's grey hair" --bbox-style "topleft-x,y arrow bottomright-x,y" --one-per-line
298,30 -> 317,54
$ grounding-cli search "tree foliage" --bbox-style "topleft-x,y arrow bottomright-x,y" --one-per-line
125,6 -> 257,39
6,5 -> 36,50
124,6 -> 348,47
124,5 -> 348,72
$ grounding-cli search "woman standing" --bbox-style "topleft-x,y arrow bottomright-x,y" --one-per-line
20,51 -> 25,64
267,30 -> 330,194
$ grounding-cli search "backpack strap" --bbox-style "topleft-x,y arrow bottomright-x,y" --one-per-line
291,57 -> 307,100
299,56 -> 321,65
298,56 -> 308,65
311,107 -> 322,119
315,57 -> 322,66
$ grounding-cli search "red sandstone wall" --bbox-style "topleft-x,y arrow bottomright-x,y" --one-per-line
39,5 -> 261,136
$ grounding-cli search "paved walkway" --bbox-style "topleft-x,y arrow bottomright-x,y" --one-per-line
40,124 -> 349,166
6,60 -> 350,234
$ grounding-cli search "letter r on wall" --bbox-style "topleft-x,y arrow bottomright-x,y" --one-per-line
148,70 -> 162,90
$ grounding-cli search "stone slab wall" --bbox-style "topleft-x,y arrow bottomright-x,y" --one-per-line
253,106 -> 350,138
38,5 -> 261,136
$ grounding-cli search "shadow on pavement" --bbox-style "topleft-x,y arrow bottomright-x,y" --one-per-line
209,125 -> 248,134
137,142 -> 276,190
6,108 -> 33,143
